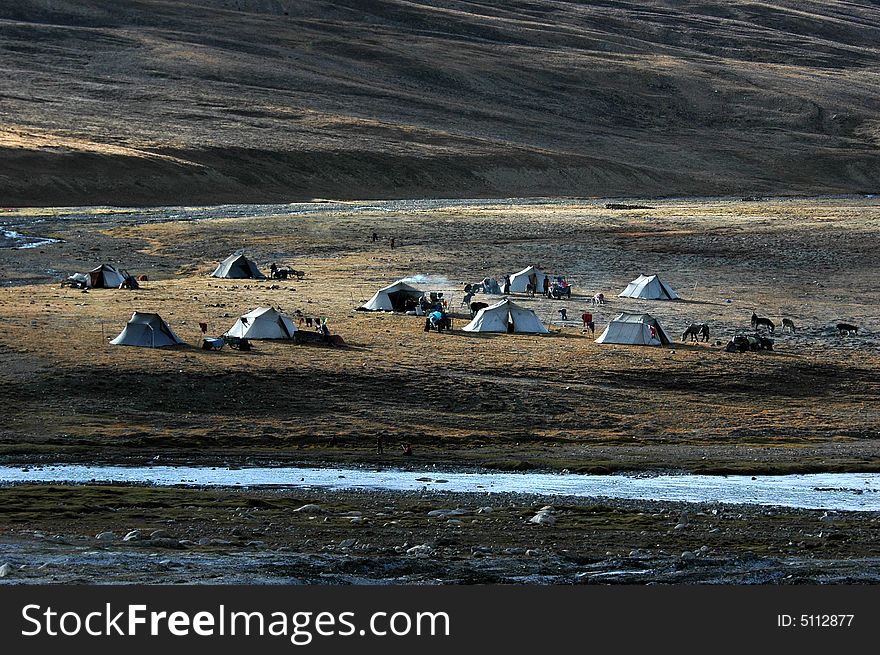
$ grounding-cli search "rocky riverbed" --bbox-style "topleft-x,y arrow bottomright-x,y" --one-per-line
1,485 -> 879,584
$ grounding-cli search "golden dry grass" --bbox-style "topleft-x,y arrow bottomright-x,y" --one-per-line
0,197 -> 878,473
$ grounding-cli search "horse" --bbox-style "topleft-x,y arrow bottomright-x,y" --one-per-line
751,311 -> 775,333
781,318 -> 796,333
837,322 -> 859,336
470,301 -> 489,317
681,323 -> 710,342
591,293 -> 605,306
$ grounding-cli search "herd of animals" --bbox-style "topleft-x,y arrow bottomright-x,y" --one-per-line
720,313 -> 860,353
462,292 -> 861,351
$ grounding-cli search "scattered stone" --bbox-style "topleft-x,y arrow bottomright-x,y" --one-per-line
149,530 -> 171,539
673,523 -> 687,531
95,531 -> 115,541
525,549 -> 539,557
150,538 -> 183,549
350,516 -> 364,524
338,538 -> 356,549
293,504 -> 324,514
0,563 -> 11,577
406,544 -> 434,557
447,519 -> 463,526
681,551 -> 696,561
122,530 -> 143,542
529,508 -> 556,525
476,507 -> 493,514
427,508 -> 468,518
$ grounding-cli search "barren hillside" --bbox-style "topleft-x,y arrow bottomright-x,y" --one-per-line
1,0 -> 879,205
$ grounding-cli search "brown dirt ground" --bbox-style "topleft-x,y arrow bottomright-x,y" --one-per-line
0,197 -> 878,474
1,196 -> 879,584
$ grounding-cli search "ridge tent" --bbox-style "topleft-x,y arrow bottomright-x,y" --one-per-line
462,298 -> 549,334
68,263 -> 130,289
210,254 -> 265,279
595,312 -> 671,346
224,307 -> 297,339
358,280 -> 424,312
110,312 -> 184,348
508,266 -> 548,293
618,274 -> 680,300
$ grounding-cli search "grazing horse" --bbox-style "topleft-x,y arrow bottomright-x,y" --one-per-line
782,318 -> 796,333
681,323 -> 710,342
470,301 -> 489,318
837,322 -> 859,336
591,293 -> 606,306
751,311 -> 775,333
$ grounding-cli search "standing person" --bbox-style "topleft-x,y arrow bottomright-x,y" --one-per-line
390,237 -> 395,249
543,275 -> 550,297
528,271 -> 537,297
377,434 -> 384,455
372,230 -> 378,242
503,274 -> 511,295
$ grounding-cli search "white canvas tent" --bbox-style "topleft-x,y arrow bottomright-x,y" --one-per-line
508,266 -> 548,293
462,298 -> 549,334
358,280 -> 424,312
595,312 -> 671,346
210,254 -> 265,279
110,312 -> 184,348
224,307 -> 297,339
618,274 -> 680,300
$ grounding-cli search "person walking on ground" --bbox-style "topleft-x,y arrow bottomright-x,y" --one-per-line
503,274 -> 511,295
377,434 -> 384,455
390,237 -> 395,249
372,230 -> 378,242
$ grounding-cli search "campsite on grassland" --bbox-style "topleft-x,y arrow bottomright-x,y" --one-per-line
2,195 -> 878,474
1,196 -> 880,583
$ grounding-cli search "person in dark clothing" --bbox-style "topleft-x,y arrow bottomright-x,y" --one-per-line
390,237 -> 395,249
377,435 -> 384,454
372,231 -> 378,242
503,274 -> 511,294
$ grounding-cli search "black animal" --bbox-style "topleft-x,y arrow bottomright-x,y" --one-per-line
725,333 -> 773,353
755,334 -> 774,350
681,323 -> 710,342
837,322 -> 859,336
470,301 -> 489,317
751,311 -> 775,333
781,318 -> 796,333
